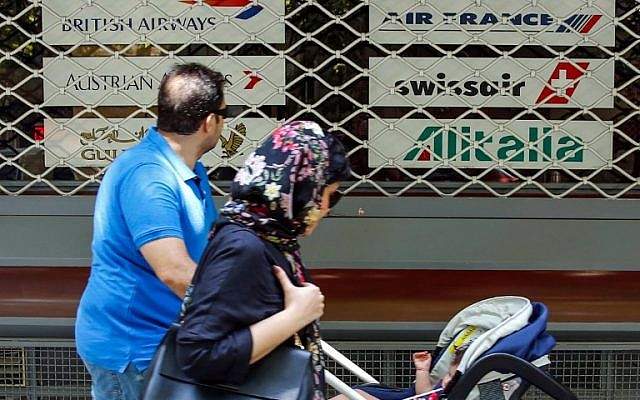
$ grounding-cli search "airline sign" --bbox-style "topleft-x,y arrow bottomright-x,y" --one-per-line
43,56 -> 285,107
368,119 -> 612,169
44,118 -> 279,167
369,0 -> 614,46
369,57 -> 614,108
42,0 -> 285,45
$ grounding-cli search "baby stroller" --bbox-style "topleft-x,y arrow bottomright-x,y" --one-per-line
341,296 -> 577,400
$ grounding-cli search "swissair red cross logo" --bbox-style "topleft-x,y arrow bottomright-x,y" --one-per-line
536,61 -> 590,105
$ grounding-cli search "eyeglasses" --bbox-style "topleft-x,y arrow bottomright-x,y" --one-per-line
328,190 -> 343,209
211,107 -> 232,118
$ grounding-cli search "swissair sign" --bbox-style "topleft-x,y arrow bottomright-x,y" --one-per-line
369,57 -> 614,109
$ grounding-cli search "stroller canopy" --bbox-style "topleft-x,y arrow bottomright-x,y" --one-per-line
431,296 -> 541,381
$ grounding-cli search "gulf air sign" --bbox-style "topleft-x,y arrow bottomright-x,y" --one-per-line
369,57 -> 614,108
43,56 -> 285,106
369,0 -> 614,46
368,119 -> 612,169
44,117 -> 279,167
42,0 -> 284,45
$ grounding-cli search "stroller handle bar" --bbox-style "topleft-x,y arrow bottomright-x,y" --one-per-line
446,353 -> 578,400
321,340 -> 379,384
325,370 -> 369,400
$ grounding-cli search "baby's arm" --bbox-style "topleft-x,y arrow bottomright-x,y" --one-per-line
412,351 -> 433,395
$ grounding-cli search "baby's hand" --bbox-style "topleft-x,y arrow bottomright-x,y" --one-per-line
412,351 -> 432,371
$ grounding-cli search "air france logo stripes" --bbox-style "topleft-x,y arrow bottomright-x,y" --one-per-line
556,14 -> 602,33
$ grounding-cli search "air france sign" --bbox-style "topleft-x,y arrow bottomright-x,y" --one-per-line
42,0 -> 285,45
368,119 -> 612,170
369,0 -> 614,46
369,57 -> 614,108
43,56 -> 285,106
44,117 -> 279,167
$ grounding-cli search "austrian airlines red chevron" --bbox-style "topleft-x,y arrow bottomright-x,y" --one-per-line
243,70 -> 263,89
180,0 -> 252,6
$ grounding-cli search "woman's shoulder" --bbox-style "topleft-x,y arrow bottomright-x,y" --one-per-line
197,221 -> 288,290
210,220 -> 266,254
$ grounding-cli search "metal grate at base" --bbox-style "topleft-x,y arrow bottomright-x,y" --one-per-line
0,341 -> 638,399
0,342 -> 90,400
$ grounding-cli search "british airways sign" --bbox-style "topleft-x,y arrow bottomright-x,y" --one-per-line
369,0 -> 614,46
42,0 -> 285,45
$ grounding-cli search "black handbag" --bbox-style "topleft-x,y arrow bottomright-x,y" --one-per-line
141,323 -> 314,400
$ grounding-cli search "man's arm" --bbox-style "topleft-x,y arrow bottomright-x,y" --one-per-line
119,164 -> 200,297
140,237 -> 197,298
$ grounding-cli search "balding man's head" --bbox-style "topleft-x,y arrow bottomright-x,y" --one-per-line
157,63 -> 225,135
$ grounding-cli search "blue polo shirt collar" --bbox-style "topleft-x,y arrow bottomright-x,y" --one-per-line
146,126 -> 197,182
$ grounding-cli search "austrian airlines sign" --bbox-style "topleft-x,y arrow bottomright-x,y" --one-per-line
43,56 -> 286,107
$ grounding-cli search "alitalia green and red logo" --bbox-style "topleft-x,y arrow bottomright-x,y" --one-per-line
368,119 -> 612,170
403,125 -> 585,164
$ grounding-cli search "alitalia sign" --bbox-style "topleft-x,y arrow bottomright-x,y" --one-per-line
368,119 -> 612,169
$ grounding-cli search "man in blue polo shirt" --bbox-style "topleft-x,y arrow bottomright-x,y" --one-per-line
75,63 -> 228,400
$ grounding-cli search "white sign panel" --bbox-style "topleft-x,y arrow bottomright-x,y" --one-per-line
43,56 -> 285,106
44,118 -> 279,167
369,0 -> 615,46
369,57 -> 614,108
368,119 -> 612,169
42,0 -> 285,45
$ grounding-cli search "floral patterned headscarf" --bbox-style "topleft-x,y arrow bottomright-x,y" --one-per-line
221,120 -> 346,252
220,121 -> 349,400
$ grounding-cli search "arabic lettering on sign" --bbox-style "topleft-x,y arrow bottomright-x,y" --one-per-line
44,118 -> 280,167
78,126 -> 146,145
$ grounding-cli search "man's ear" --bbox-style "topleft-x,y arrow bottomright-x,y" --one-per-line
204,114 -> 220,132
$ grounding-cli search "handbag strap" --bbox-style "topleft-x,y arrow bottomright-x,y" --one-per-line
255,233 -> 327,400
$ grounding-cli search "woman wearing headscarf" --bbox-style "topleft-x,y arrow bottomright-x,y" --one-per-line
175,121 -> 350,399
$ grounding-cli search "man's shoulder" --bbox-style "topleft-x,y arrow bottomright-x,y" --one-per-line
111,140 -> 163,169
107,144 -> 174,185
